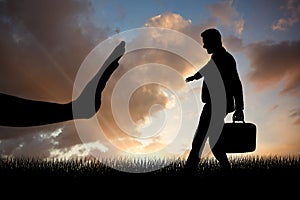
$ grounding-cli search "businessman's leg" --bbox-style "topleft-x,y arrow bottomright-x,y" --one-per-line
185,103 -> 211,172
211,146 -> 230,170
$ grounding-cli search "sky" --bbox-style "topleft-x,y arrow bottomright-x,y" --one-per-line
0,0 -> 300,165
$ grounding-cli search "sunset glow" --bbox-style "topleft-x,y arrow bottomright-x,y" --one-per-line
1,0 -> 299,161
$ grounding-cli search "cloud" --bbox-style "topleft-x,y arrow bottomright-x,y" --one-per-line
289,108 -> 300,117
88,12 -> 212,155
234,18 -> 245,34
96,49 -> 198,154
269,104 -> 279,112
145,12 -> 217,44
49,140 -> 109,160
209,0 -> 244,34
0,121 -> 119,159
0,6 -> 249,159
245,40 -> 300,96
289,108 -> 300,125
145,11 -> 246,53
0,0 -> 110,101
0,124 -> 79,158
223,35 -> 244,52
145,12 -> 192,30
293,118 -> 300,125
272,0 -> 300,31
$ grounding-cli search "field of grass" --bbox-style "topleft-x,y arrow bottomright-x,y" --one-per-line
2,154 -> 298,197
1,154 -> 299,181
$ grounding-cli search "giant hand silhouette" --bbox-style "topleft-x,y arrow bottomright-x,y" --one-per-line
0,41 -> 125,127
73,41 -> 126,119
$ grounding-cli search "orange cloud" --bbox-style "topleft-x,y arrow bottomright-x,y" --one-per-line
96,49 -> 197,154
0,0 -> 110,102
1,8 -> 245,159
272,0 -> 300,31
289,108 -> 300,125
0,0 -> 111,159
145,12 -> 192,30
89,12 -> 211,155
209,0 -> 244,34
145,12 -> 217,45
223,35 -> 244,52
246,40 -> 300,96
293,118 -> 300,125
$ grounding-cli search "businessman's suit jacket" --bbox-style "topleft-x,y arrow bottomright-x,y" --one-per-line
201,47 -> 244,114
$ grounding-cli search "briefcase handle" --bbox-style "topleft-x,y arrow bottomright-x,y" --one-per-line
233,120 -> 245,123
232,115 -> 245,123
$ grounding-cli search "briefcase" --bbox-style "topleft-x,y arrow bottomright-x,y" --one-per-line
213,120 -> 257,153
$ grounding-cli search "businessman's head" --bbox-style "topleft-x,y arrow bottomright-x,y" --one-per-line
201,28 -> 222,54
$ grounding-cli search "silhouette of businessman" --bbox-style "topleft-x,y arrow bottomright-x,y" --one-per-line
0,41 -> 125,127
185,28 -> 244,172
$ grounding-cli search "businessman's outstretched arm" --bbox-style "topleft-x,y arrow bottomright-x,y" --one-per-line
0,41 -> 125,127
185,71 -> 202,82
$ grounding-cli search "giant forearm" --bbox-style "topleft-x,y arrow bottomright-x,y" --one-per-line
0,93 -> 73,127
0,55 -> 119,127
0,41 -> 125,127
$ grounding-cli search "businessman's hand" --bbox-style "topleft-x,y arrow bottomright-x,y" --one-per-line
233,110 -> 244,122
185,76 -> 195,82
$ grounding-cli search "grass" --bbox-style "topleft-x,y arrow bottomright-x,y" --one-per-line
1,155 -> 298,196
1,154 -> 298,196
1,154 -> 300,180
1,155 -> 299,194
